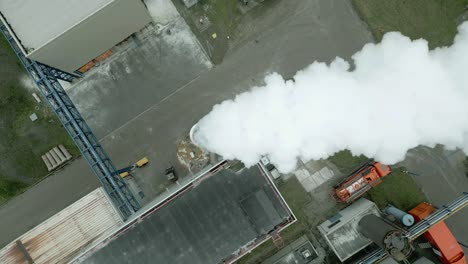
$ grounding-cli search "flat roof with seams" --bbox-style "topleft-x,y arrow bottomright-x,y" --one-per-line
317,198 -> 380,262
0,0 -> 112,50
75,164 -> 292,264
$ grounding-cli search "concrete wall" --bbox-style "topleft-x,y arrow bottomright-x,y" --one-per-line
28,0 -> 152,73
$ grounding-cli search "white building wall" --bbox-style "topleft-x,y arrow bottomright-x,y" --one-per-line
25,0 -> 151,72
0,0 -> 113,51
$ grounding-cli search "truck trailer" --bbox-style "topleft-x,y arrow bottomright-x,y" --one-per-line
333,161 -> 391,203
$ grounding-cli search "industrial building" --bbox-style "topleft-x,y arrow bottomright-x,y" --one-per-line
0,0 -> 152,73
319,193 -> 468,264
0,161 -> 294,264
72,161 -> 294,264
0,188 -> 123,264
357,194 -> 468,264
317,198 -> 380,262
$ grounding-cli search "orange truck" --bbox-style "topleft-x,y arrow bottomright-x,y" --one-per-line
333,161 -> 391,203
409,203 -> 466,264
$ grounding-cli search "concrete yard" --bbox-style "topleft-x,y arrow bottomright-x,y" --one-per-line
97,0 -> 372,200
0,0 -> 372,248
67,17 -> 212,139
76,165 -> 291,264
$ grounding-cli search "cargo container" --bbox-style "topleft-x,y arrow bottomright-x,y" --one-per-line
333,161 -> 391,203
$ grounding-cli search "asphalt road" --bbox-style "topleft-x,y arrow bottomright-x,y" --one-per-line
99,0 -> 373,198
0,0 -> 372,247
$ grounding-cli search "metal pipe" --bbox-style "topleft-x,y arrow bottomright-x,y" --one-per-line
385,205 -> 414,227
0,21 -> 140,219
357,192 -> 468,264
459,241 -> 468,249
0,13 -> 28,56
353,248 -> 387,264
408,192 -> 468,240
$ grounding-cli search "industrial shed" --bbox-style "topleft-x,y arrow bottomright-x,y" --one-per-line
0,0 -> 152,73
0,188 -> 123,264
317,198 -> 381,262
73,163 -> 295,264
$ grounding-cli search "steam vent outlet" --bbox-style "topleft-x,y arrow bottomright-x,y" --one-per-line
190,124 -> 201,147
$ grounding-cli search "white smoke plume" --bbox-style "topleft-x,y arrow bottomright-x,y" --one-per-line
192,22 -> 468,173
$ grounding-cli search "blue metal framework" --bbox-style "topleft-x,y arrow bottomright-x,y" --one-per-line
37,62 -> 81,82
0,21 -> 140,219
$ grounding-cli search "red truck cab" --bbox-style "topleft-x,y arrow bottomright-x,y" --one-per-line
334,161 -> 391,203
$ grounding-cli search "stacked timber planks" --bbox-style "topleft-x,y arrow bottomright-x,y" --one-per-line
41,144 -> 72,171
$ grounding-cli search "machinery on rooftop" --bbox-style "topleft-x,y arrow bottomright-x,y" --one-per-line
356,192 -> 468,264
359,215 -> 413,262
333,161 -> 392,203
409,203 -> 466,264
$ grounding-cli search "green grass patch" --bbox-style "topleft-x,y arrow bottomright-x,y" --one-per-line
352,0 -> 468,48
0,177 -> 28,204
328,150 -> 427,211
367,168 -> 427,211
328,150 -> 368,174
172,0 -> 243,63
276,177 -> 311,240
0,81 -> 78,180
196,0 -> 241,36
0,34 -> 79,203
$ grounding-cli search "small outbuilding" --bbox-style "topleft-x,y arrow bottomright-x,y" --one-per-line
317,198 -> 381,262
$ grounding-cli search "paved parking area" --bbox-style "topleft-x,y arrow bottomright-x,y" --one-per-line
67,17 -> 211,138
0,0 -> 372,248
99,0 -> 372,199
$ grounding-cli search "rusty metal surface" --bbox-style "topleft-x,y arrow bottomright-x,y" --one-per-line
0,188 -> 123,264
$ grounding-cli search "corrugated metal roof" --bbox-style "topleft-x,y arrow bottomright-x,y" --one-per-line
0,187 -> 123,264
